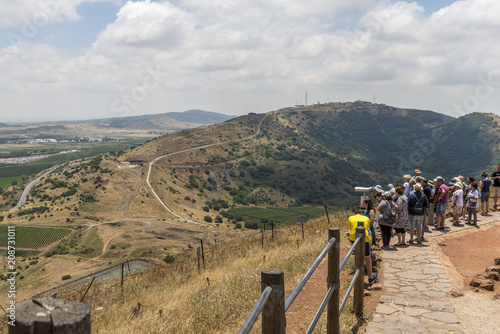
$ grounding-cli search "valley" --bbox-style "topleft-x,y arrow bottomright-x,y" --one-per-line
1,102 -> 500,307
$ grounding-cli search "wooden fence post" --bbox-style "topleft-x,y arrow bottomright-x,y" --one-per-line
9,298 -> 91,334
324,205 -> 330,225
261,269 -> 285,334
354,222 -> 365,317
327,227 -> 340,334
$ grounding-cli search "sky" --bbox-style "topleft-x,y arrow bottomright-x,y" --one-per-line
0,0 -> 499,122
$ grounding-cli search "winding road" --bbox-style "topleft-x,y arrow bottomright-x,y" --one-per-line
9,164 -> 60,211
145,113 -> 269,223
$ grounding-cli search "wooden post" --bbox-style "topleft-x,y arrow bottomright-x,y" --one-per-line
261,269 -> 285,334
127,260 -> 131,273
327,227 -> 340,334
10,298 -> 91,334
121,263 -> 124,294
80,276 -> 96,303
301,222 -> 304,240
324,205 -> 330,225
271,221 -> 274,241
354,222 -> 365,317
197,247 -> 200,271
201,239 -> 205,270
261,229 -> 265,248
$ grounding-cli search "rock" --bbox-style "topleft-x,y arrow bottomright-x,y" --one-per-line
469,276 -> 483,287
368,284 -> 382,291
470,276 -> 495,290
480,279 -> 495,291
494,293 -> 500,300
487,266 -> 500,273
485,271 -> 500,281
450,289 -> 464,297
495,258 -> 500,265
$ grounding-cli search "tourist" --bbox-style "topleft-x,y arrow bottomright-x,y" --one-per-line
346,209 -> 378,284
479,172 -> 492,214
388,184 -> 396,197
462,176 -> 475,220
414,169 -> 422,180
491,164 -> 500,209
451,183 -> 463,226
372,184 -> 384,203
466,181 -> 480,226
409,179 -> 416,195
393,185 -> 408,246
422,179 -> 432,233
403,175 -> 411,196
434,176 -> 449,231
377,191 -> 395,249
362,198 -> 378,248
407,183 -> 429,244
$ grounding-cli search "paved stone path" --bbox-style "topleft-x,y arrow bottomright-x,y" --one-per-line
365,212 -> 499,334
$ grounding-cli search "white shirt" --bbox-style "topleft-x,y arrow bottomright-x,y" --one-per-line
466,189 -> 480,208
452,188 -> 463,207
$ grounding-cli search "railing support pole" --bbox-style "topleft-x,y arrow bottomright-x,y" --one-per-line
327,227 -> 340,334
261,269 -> 285,334
354,222 -> 365,317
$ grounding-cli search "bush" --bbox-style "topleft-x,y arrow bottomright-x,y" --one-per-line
62,275 -> 71,280
204,215 -> 212,223
235,223 -> 242,229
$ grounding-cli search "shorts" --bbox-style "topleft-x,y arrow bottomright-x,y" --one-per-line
436,202 -> 447,215
350,240 -> 371,257
453,206 -> 462,215
394,227 -> 406,234
495,187 -> 500,197
408,215 -> 424,230
481,192 -> 490,203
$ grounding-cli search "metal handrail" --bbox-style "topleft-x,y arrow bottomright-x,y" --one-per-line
285,236 -> 336,311
305,283 -> 336,334
238,286 -> 273,334
339,269 -> 361,314
339,234 -> 362,272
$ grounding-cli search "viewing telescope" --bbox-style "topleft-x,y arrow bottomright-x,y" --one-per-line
354,186 -> 373,192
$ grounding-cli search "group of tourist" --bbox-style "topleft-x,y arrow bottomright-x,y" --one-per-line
346,164 -> 500,284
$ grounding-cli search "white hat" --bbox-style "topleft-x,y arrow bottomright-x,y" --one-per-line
374,185 -> 384,193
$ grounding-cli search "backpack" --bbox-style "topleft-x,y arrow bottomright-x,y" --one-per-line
412,193 -> 423,213
383,201 -> 396,225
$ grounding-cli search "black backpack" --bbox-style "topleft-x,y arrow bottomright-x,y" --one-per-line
412,193 -> 424,213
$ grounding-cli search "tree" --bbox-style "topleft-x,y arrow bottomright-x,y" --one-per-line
204,215 -> 212,223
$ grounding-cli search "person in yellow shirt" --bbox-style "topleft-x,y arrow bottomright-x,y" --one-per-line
346,211 -> 378,284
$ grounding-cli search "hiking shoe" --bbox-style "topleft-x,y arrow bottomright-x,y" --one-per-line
369,273 -> 378,284
420,237 -> 426,242
416,240 -> 422,244
408,240 -> 414,244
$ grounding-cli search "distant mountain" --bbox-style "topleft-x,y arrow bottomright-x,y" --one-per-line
125,101 -> 500,207
89,109 -> 235,130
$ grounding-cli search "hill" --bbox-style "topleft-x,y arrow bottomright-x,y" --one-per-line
1,101 -> 499,309
86,109 -> 235,130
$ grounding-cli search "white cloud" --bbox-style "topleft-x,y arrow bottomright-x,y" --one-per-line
1,0 -> 500,121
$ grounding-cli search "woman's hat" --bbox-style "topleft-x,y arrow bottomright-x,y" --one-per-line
374,185 -> 384,193
382,191 -> 392,198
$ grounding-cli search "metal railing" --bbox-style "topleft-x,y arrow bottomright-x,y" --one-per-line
239,224 -> 367,334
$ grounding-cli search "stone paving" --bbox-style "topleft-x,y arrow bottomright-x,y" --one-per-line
364,212 -> 499,334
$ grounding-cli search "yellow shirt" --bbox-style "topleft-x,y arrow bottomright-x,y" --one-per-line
348,214 -> 372,243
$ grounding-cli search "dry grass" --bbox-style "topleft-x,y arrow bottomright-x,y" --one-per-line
0,210 -> 366,334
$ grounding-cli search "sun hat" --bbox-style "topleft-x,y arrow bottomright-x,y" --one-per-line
382,191 -> 392,198
414,184 -> 423,192
373,185 -> 384,193
414,169 -> 421,174
387,184 -> 394,189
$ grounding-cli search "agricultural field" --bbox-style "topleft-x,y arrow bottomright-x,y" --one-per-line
226,206 -> 333,229
0,226 -> 71,249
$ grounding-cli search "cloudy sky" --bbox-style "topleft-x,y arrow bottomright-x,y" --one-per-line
0,0 -> 499,122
